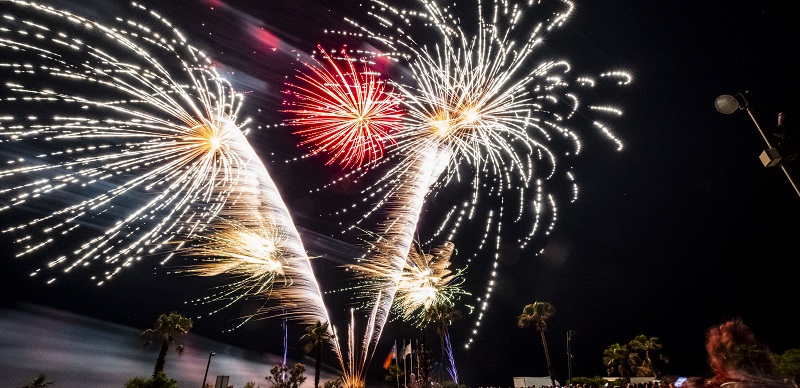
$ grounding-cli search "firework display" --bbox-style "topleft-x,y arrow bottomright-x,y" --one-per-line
349,240 -> 468,382
393,241 -> 468,325
0,0 -> 633,384
283,45 -> 403,169
329,0 -> 631,349
0,0 -> 337,335
0,0 -> 257,285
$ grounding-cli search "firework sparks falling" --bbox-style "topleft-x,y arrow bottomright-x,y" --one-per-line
176,212 -> 287,326
0,2 -> 339,340
327,0 -> 633,349
350,240 -> 469,327
393,241 -> 468,324
283,45 -> 403,169
357,144 -> 450,371
184,218 -> 286,280
173,159 -> 339,332
0,0 -> 259,285
348,239 -> 468,383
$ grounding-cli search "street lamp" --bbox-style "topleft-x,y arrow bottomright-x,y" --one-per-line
567,330 -> 575,386
202,351 -> 216,388
715,92 -> 800,198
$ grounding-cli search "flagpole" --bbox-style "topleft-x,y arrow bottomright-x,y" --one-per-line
413,339 -> 417,385
395,339 -> 400,388
403,339 -> 407,388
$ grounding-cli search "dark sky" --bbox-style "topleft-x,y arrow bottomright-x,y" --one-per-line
1,0 -> 799,387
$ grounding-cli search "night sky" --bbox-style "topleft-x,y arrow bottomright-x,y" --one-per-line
1,0 -> 799,387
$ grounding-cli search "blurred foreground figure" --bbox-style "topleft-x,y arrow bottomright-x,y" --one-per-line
700,317 -> 794,388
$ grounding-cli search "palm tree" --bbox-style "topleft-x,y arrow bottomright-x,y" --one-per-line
299,321 -> 332,388
628,334 -> 668,378
603,342 -> 631,380
141,311 -> 193,377
517,301 -> 557,387
422,303 -> 462,383
423,303 -> 463,383
19,373 -> 53,388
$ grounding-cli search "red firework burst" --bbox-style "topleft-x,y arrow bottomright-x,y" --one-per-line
283,45 -> 403,168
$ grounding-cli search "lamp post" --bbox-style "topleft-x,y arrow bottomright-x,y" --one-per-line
566,330 -> 575,386
202,351 -> 216,388
715,92 -> 800,198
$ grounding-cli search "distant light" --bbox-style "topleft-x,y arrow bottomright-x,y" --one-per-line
715,94 -> 740,115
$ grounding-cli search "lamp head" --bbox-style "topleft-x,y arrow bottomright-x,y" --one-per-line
715,94 -> 741,114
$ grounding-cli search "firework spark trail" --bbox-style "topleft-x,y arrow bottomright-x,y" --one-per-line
0,0 -> 256,285
0,1 -> 339,341
296,144 -> 451,385
350,240 -> 469,327
391,240 -> 468,325
329,0 -> 632,350
283,45 -> 403,169
337,306 -> 380,388
175,139 -> 340,338
175,210 -> 288,328
348,239 -> 468,382
444,329 -> 458,382
334,144 -> 449,380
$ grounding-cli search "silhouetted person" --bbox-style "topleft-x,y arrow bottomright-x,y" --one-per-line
699,317 -> 792,388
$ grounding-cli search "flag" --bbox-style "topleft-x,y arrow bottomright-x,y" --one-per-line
383,342 -> 397,369
402,342 -> 412,359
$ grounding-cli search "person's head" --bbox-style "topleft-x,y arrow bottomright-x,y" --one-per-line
705,317 -> 777,383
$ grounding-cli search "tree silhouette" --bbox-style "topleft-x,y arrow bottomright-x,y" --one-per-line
299,321 -> 332,388
423,303 -> 462,382
603,343 -> 631,380
140,311 -> 193,377
628,334 -> 668,378
517,301 -> 557,386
